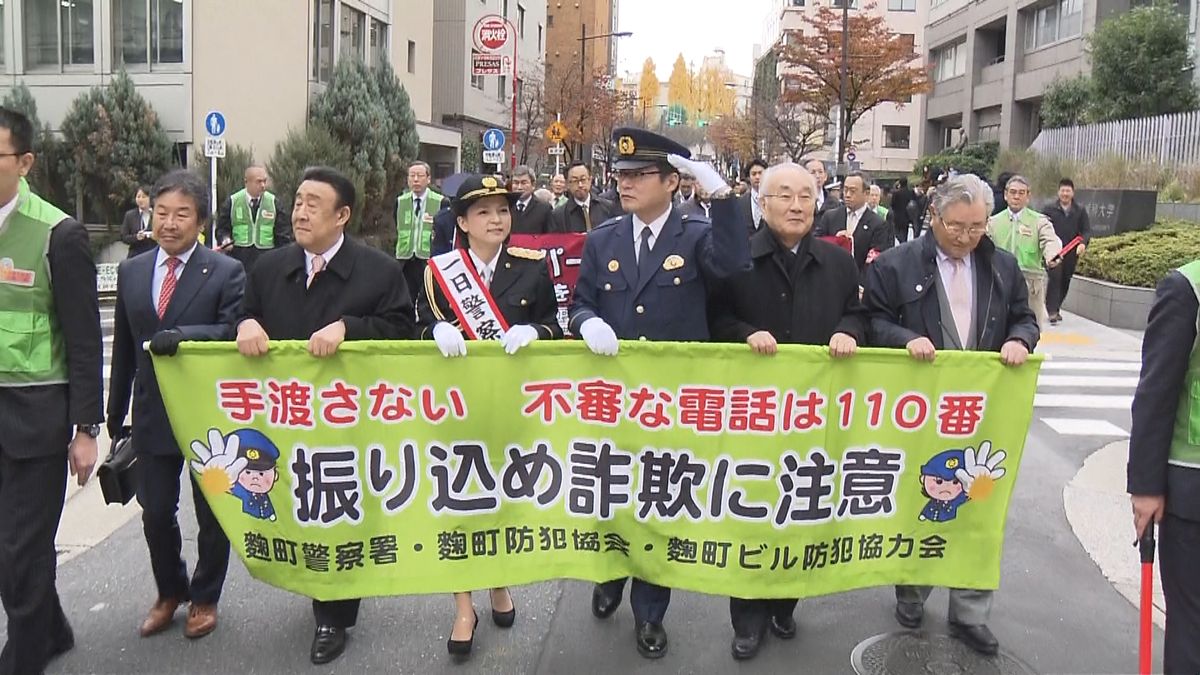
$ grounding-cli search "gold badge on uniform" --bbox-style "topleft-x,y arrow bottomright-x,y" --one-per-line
618,135 -> 636,156
482,176 -> 498,189
663,254 -> 685,270
608,259 -> 620,272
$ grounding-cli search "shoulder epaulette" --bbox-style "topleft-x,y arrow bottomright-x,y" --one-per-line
507,246 -> 546,261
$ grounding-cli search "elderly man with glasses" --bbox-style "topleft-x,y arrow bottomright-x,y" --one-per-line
987,175 -> 1062,329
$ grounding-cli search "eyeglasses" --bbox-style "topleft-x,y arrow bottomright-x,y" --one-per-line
762,193 -> 814,205
615,169 -> 661,181
937,218 -> 987,236
0,152 -> 26,160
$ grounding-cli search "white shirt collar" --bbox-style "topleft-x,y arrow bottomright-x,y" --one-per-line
155,241 -> 199,268
305,233 -> 345,275
632,205 -> 672,242
848,204 -> 868,220
574,196 -> 591,208
518,195 -> 533,207
936,245 -> 973,269
468,247 -> 503,280
1008,207 -> 1023,219
0,190 -> 19,226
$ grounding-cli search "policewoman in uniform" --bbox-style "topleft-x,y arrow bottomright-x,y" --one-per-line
0,108 -> 103,675
215,164 -> 292,274
415,174 -> 561,660
568,127 -> 751,659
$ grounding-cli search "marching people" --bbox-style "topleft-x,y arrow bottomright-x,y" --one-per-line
708,162 -> 867,661
569,127 -> 751,659
552,161 -> 619,233
107,170 -> 246,641
1128,257 -> 1200,675
550,173 -> 568,208
120,185 -> 156,258
214,164 -> 292,275
1043,177 -> 1091,324
865,173 -> 1039,656
416,174 -> 562,660
803,158 -> 841,220
737,158 -> 768,232
235,166 -> 413,665
678,185 -> 712,220
814,171 -> 894,281
511,165 -> 554,234
868,184 -> 896,237
987,175 -> 1062,330
891,177 -> 916,243
0,107 -> 103,675
395,160 -> 446,303
674,169 -> 697,206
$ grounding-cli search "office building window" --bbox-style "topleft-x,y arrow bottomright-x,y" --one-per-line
883,125 -> 911,149
312,0 -> 334,82
888,0 -> 916,10
471,50 -> 485,90
1025,0 -> 1082,51
498,74 -> 507,102
114,0 -> 184,68
407,40 -> 416,74
502,0 -> 509,17
790,0 -> 805,6
518,4 -> 525,37
340,5 -> 365,61
61,0 -> 94,66
978,123 -> 1000,143
832,0 -> 858,8
933,41 -> 965,81
369,18 -> 387,67
538,24 -> 542,52
25,0 -> 95,69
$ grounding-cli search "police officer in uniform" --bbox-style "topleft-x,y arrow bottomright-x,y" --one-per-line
0,108 -> 103,675
215,164 -> 292,274
229,429 -> 279,521
569,127 -> 751,659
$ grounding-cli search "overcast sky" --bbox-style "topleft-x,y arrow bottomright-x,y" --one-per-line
615,0 -> 774,80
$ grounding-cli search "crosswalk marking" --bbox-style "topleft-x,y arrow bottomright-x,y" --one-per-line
1038,375 -> 1140,388
1041,361 -> 1140,372
1034,394 -> 1133,410
1041,418 -> 1130,437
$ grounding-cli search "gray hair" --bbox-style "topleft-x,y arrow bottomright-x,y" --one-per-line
512,165 -> 535,180
408,160 -> 431,175
760,162 -> 819,197
1005,174 -> 1030,190
930,173 -> 994,217
152,169 -> 210,220
533,187 -> 554,203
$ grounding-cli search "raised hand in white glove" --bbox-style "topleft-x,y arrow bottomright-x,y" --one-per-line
667,153 -> 730,198
580,317 -> 619,356
501,324 -> 539,354
432,321 -> 467,358
953,440 -> 1007,500
189,428 -> 247,494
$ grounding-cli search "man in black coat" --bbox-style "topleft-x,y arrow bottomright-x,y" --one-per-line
737,158 -> 768,233
510,164 -> 553,234
107,170 -> 245,641
235,166 -> 413,665
552,161 -> 619,233
814,171 -> 893,281
0,108 -> 103,675
1043,177 -> 1091,324
1129,259 -> 1200,675
708,161 -> 867,662
120,185 -> 156,258
864,173 -> 1038,657
891,177 -> 915,242
804,158 -> 841,220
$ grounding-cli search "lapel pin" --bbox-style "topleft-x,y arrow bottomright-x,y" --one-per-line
663,255 -> 684,271
608,259 -> 620,272
915,284 -> 923,292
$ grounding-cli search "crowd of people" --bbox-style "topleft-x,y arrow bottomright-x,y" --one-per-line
3,100 -> 1196,675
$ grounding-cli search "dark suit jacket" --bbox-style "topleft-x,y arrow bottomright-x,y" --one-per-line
107,245 -> 245,455
430,205 -> 459,257
1042,200 -> 1091,249
120,208 -> 156,258
709,228 -> 867,345
864,232 -> 1039,353
1128,271 -> 1200,520
416,247 -> 563,340
568,197 -> 751,341
678,198 -> 713,222
737,191 -> 760,233
512,196 -> 553,234
814,205 -> 894,277
0,218 -> 103,458
552,196 -> 619,234
242,237 -> 413,342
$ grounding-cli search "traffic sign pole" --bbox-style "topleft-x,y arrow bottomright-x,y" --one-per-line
204,111 -> 226,250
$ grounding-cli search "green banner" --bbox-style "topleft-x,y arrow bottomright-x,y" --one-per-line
152,342 -> 1040,601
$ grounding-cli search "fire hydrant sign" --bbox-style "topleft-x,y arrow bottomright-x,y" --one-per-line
473,14 -> 510,53
153,343 -> 1041,602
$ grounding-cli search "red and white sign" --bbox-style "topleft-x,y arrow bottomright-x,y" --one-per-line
473,14 -> 511,53
471,53 -> 504,76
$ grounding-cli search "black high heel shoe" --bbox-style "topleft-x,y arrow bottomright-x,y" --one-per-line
491,591 -> 516,628
447,610 -> 478,658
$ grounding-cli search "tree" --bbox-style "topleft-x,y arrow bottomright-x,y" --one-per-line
778,2 -> 931,166
1088,2 -> 1199,121
751,50 -> 822,162
1040,75 -> 1095,129
194,143 -> 256,208
515,65 -> 548,166
2,83 -> 69,209
695,61 -> 736,124
267,124 -> 359,220
638,58 -> 659,123
544,56 -> 621,163
59,71 -> 174,224
667,54 -> 697,116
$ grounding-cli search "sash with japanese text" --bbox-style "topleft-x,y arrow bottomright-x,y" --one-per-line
152,342 -> 1041,601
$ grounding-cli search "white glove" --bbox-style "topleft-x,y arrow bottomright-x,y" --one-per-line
667,154 -> 729,198
501,324 -> 539,354
432,321 -> 467,357
953,441 -> 1007,495
189,428 -> 247,491
579,317 -> 619,356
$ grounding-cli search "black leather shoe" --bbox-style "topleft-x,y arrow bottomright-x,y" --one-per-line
731,628 -> 764,661
49,622 -> 75,659
895,601 -> 924,629
769,613 -> 797,640
591,585 -> 621,619
635,620 -> 668,659
949,622 -> 999,655
310,625 -> 348,665
447,611 -> 479,659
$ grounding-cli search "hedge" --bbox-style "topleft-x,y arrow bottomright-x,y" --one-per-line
1075,221 -> 1200,288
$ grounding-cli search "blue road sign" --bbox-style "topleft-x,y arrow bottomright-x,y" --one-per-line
205,111 -> 226,137
482,128 -> 506,151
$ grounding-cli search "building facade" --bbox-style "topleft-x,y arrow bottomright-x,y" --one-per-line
545,0 -> 618,86
760,0 -> 929,176
0,0 -> 459,177
922,0 -> 1132,153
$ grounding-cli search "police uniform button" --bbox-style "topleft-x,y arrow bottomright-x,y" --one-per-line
520,298 -> 528,306
505,262 -> 512,269
638,336 -> 647,341
604,283 -> 612,291
636,305 -> 645,314
673,277 -> 681,286
780,292 -> 787,299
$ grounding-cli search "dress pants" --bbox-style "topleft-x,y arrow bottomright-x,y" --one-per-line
1022,270 -> 1049,331
1046,251 -> 1079,316
729,597 -> 798,635
596,577 -> 670,623
136,453 -> 230,605
1161,512 -> 1200,674
313,599 -> 361,628
399,257 -> 427,310
895,585 -> 993,626
0,451 -> 73,675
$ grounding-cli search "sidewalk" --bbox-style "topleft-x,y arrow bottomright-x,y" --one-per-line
56,430 -> 141,565
1037,310 -> 1143,361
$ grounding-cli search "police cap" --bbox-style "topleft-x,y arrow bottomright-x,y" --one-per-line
920,449 -> 965,481
232,429 -> 280,471
453,174 -> 519,216
612,127 -> 691,170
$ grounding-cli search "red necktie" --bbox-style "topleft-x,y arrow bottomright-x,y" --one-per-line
157,257 -> 180,319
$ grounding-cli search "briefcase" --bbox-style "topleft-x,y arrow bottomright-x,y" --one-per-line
97,428 -> 138,505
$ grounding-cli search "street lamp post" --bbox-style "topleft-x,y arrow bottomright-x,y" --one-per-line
837,0 -> 849,176
577,27 -> 632,162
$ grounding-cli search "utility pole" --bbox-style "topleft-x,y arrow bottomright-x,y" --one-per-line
836,0 -> 849,177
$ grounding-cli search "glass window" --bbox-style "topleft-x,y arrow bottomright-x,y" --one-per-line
312,0 -> 333,81
888,0 -> 916,10
369,18 -> 387,67
502,0 -> 509,17
498,74 -> 506,102
537,24 -> 542,52
114,0 -> 148,66
978,124 -> 1000,143
790,0 -> 805,6
1036,3 -> 1058,47
1059,0 -> 1082,39
340,6 -> 365,61
152,0 -> 183,64
24,0 -> 59,69
61,0 -> 95,66
470,50 -> 485,90
518,4 -> 525,37
832,0 -> 858,7
883,125 -> 911,149
0,0 -> 7,73
407,39 -> 416,74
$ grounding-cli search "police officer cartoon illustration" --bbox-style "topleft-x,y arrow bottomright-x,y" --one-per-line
191,427 -> 280,521
918,441 -> 1007,523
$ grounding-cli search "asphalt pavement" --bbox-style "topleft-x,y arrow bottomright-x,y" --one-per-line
2,308 -> 1159,674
